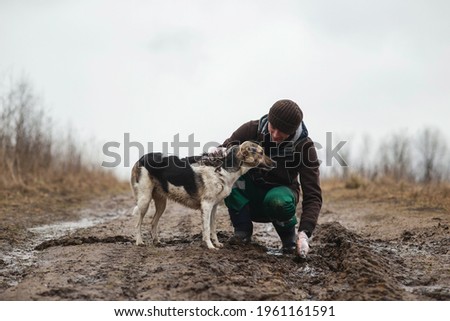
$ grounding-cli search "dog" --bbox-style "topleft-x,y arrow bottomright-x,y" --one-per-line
130,141 -> 275,249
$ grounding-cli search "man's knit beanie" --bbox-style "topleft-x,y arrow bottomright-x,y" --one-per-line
268,99 -> 303,134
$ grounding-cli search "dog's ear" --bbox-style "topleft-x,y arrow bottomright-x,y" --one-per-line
236,143 -> 249,160
236,145 -> 243,159
237,142 -> 257,163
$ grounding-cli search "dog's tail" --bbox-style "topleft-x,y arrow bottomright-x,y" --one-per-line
130,161 -> 141,200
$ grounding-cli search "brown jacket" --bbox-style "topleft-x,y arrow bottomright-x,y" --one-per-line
221,116 -> 322,236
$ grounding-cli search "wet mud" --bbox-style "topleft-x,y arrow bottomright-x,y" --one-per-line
0,194 -> 449,300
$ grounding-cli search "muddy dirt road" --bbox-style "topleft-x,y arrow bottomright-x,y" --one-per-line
0,188 -> 449,300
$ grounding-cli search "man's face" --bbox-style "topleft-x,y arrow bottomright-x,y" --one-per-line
268,122 -> 290,143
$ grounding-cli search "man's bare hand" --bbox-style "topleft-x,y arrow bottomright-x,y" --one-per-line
296,231 -> 310,258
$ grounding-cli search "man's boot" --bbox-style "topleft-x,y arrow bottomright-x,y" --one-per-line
228,205 -> 253,245
275,225 -> 297,254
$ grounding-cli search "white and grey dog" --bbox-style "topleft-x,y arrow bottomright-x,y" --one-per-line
130,141 -> 274,249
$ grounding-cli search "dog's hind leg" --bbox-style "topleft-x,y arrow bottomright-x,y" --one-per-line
210,204 -> 223,248
132,167 -> 154,246
135,195 -> 152,246
150,192 -> 167,245
201,201 -> 217,250
133,206 -> 144,245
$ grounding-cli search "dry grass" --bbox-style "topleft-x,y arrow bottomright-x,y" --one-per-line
0,169 -> 129,231
323,176 -> 450,212
0,78 -> 129,229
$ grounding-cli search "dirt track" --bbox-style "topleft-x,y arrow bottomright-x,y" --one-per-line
0,189 -> 449,300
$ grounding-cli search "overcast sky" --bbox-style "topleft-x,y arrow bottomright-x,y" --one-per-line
1,0 -> 449,178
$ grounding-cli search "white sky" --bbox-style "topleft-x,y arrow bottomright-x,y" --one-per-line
1,0 -> 449,178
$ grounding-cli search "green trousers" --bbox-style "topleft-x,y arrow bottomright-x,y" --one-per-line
224,173 -> 298,231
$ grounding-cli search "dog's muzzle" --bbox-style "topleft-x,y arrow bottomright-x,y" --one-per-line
259,157 -> 276,171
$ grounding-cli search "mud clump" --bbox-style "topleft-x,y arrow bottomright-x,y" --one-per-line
309,223 -> 410,300
34,235 -> 134,251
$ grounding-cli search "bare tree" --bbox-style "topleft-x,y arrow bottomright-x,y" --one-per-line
0,78 -> 54,184
0,75 -> 120,192
376,130 -> 413,181
354,133 -> 376,179
415,127 -> 448,183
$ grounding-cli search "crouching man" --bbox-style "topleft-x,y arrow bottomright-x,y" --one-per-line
219,99 -> 322,257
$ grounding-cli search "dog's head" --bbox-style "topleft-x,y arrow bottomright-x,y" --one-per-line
235,141 -> 275,169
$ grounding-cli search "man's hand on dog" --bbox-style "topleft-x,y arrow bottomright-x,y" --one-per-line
208,146 -> 227,157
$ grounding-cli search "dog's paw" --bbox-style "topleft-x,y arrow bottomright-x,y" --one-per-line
205,242 -> 218,250
214,242 -> 224,248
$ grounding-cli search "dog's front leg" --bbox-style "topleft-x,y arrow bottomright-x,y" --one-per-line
201,202 -> 217,250
210,204 -> 223,248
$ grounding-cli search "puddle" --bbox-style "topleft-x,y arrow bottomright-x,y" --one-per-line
0,204 -> 129,288
296,264 -> 320,277
29,218 -> 107,241
404,285 -> 450,299
0,249 -> 36,287
266,247 -> 284,256
28,205 -> 128,244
